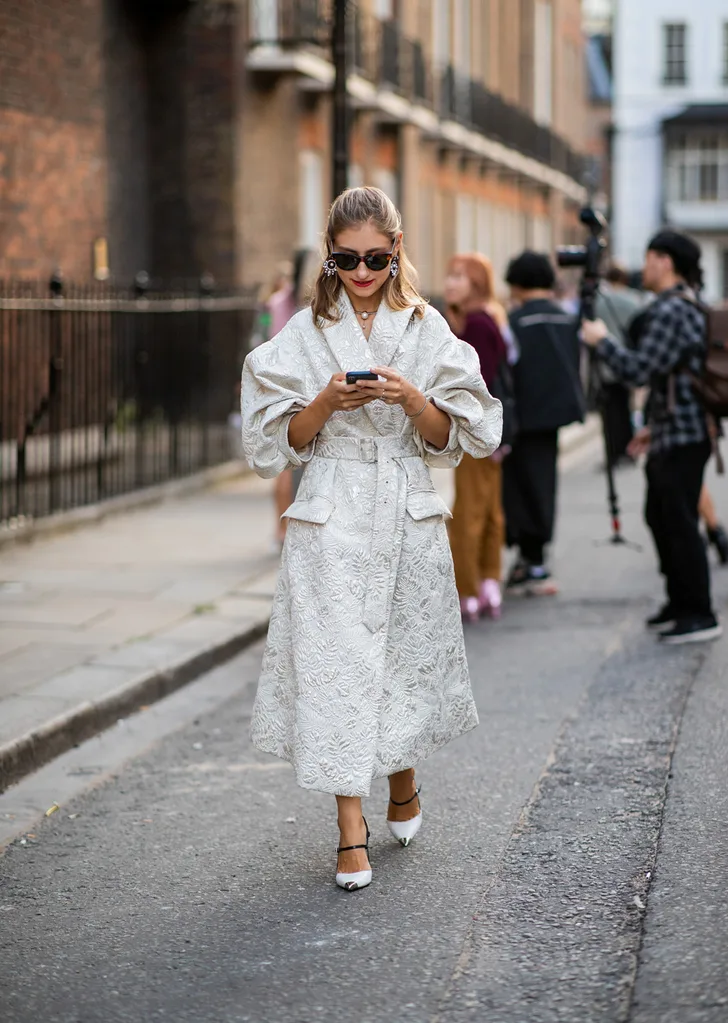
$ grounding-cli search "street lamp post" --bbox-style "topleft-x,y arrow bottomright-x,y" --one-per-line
331,0 -> 349,199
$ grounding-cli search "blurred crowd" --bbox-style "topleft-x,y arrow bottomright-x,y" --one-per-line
252,233 -> 728,633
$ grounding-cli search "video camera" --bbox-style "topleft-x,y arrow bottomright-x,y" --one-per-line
556,207 -> 608,320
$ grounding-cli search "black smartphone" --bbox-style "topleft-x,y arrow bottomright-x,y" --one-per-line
346,371 -> 378,384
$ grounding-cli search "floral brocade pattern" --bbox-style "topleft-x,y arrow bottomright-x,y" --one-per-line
241,295 -> 503,796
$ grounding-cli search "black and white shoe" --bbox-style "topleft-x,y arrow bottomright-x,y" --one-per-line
646,605 -> 676,633
506,561 -> 558,597
659,616 -> 723,645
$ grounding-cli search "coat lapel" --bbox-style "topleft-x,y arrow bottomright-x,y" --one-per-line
320,292 -> 417,436
368,302 -> 416,368
321,293 -> 370,375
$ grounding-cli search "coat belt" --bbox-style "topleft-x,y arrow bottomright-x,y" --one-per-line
315,437 -> 420,632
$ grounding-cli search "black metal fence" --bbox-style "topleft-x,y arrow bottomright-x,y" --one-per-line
0,277 -> 257,530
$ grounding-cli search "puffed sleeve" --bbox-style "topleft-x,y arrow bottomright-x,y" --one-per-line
240,325 -> 316,478
414,308 -> 503,468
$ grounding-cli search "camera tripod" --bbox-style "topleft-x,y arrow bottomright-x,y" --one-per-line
576,249 -> 640,552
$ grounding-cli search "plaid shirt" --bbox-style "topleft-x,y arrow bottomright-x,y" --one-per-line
596,286 -> 707,454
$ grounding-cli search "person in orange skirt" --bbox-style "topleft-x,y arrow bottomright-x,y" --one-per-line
445,253 -> 509,622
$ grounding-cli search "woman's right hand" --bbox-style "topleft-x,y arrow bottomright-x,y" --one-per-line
319,373 -> 376,413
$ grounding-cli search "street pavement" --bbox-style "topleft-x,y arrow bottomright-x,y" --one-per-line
1,447 -> 728,1022
0,420 -> 597,790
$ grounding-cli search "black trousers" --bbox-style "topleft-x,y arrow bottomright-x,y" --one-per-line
644,440 -> 713,619
503,430 -> 559,565
601,382 -> 634,462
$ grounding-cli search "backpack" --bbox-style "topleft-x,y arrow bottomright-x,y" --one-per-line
670,297 -> 728,473
490,356 -> 518,447
691,306 -> 728,419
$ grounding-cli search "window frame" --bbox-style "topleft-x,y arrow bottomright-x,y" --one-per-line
666,130 -> 728,204
662,21 -> 688,87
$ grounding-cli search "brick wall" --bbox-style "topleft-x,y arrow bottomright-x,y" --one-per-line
0,0 -> 108,279
0,0 -> 240,285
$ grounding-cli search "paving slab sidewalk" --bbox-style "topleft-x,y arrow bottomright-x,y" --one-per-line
0,472 -> 280,790
0,417 -> 600,793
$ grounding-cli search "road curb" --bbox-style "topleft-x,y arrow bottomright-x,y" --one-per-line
0,617 -> 270,793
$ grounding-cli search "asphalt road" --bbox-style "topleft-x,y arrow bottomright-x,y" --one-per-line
2,456 -> 728,1023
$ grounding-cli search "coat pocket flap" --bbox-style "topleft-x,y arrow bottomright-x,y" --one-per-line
282,496 -> 335,524
405,489 -> 452,521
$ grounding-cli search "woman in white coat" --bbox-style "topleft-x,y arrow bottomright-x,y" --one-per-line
241,187 -> 502,891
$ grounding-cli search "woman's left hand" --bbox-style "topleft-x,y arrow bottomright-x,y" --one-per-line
355,365 -> 423,415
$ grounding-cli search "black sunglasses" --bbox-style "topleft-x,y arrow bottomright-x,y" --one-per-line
329,251 -> 394,272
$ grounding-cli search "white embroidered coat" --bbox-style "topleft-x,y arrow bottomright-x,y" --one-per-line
241,294 -> 502,796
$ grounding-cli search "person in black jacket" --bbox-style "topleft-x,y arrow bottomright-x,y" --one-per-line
503,252 -> 585,595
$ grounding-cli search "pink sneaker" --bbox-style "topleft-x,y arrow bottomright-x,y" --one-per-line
479,578 -> 503,619
460,596 -> 480,623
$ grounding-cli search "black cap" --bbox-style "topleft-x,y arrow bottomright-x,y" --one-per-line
647,230 -> 703,288
505,251 -> 556,291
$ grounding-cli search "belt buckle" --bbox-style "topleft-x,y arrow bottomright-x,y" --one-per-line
359,437 -> 377,462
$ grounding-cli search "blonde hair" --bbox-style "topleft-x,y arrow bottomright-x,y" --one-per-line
311,186 -> 426,327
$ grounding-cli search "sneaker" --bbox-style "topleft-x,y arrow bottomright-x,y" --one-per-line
524,566 -> 559,597
708,525 -> 728,565
659,615 -> 723,645
646,604 -> 676,633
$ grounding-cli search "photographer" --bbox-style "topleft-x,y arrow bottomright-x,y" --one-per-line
582,231 -> 721,645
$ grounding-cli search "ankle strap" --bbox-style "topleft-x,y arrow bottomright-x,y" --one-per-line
337,815 -> 370,854
389,785 -> 421,806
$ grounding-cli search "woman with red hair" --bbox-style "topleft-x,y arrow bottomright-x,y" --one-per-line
445,253 -> 509,621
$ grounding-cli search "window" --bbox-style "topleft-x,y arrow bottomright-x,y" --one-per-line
534,0 -> 553,126
722,249 -> 728,301
432,0 -> 451,69
454,0 -> 471,79
663,23 -> 687,85
456,195 -> 475,251
348,164 -> 364,188
250,0 -> 278,42
373,168 -> 398,207
723,23 -> 728,83
299,150 -> 324,249
666,133 -> 728,203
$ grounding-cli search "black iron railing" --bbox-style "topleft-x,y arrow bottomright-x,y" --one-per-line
248,0 -> 330,47
380,20 -> 400,90
247,7 -> 586,186
0,277 -> 257,529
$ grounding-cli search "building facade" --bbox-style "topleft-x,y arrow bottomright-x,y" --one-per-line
244,0 -> 589,298
612,0 -> 728,301
0,0 -> 589,299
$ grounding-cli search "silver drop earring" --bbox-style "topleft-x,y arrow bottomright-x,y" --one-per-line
390,255 -> 400,278
323,257 -> 338,278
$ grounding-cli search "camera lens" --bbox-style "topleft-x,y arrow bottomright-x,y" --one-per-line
556,246 -> 588,269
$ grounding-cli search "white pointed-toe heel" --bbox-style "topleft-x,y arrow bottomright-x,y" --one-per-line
336,816 -> 372,892
387,786 -> 422,847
